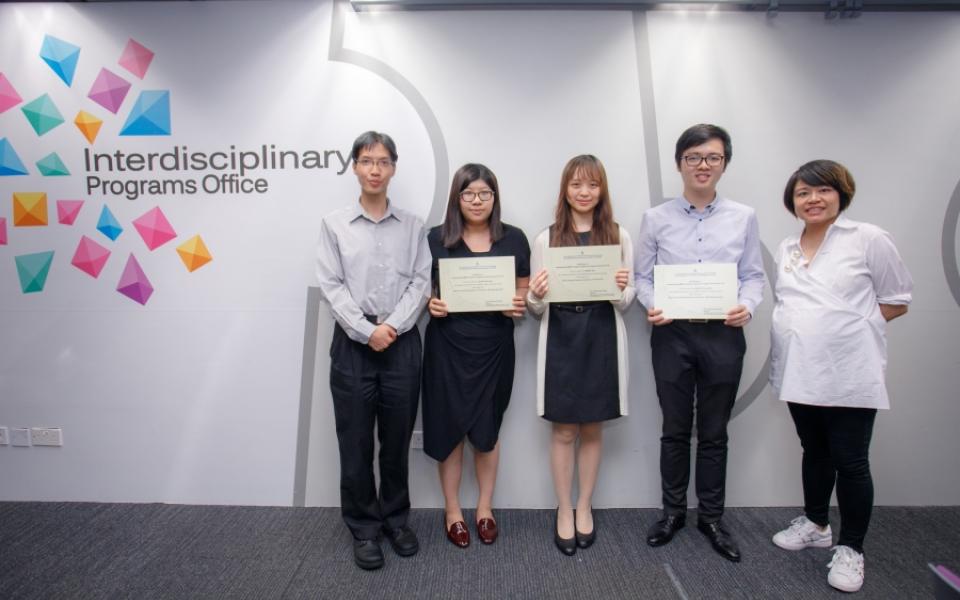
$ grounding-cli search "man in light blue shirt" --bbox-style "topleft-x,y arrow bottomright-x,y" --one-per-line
316,131 -> 430,570
635,124 -> 764,562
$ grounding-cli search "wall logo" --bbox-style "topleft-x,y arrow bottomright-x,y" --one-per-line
1,34 -> 208,305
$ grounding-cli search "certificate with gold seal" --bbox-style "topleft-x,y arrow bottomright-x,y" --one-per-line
654,263 -> 737,319
543,244 -> 621,303
438,256 -> 516,313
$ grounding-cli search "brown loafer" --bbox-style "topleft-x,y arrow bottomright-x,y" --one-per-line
477,517 -> 498,544
446,520 -> 470,548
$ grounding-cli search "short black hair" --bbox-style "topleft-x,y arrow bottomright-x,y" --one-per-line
351,131 -> 398,163
674,123 -> 732,169
783,159 -> 856,216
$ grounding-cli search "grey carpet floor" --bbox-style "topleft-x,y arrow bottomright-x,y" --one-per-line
0,503 -> 956,599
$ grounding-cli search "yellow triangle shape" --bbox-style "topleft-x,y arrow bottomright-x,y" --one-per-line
74,111 -> 103,144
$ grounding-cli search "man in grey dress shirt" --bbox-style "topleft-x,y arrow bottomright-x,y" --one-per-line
316,131 -> 430,570
634,124 -> 765,563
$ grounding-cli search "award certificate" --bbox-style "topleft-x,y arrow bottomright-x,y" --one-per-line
543,244 -> 621,303
438,256 -> 516,313
654,263 -> 737,319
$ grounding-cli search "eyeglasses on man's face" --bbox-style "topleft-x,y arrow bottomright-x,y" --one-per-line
459,190 -> 495,203
355,157 -> 395,170
682,153 -> 725,167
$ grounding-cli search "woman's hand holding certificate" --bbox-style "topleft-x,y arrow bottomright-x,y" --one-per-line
543,245 -> 621,303
438,256 -> 516,312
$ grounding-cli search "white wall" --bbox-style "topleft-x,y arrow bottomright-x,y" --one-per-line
1,1 -> 957,508
0,0 -> 434,504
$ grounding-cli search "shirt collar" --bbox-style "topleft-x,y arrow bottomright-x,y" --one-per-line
789,215 -> 856,250
830,215 -> 856,230
673,195 -> 722,216
349,198 -> 401,224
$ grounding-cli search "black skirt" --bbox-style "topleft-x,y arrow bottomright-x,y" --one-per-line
422,313 -> 515,461
543,302 -> 620,423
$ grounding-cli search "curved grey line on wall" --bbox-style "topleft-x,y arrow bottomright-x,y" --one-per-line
293,287 -> 323,506
632,10 -> 771,418
329,0 -> 450,226
731,245 -> 775,418
942,178 -> 960,306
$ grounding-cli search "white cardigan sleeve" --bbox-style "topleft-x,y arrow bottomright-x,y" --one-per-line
525,229 -> 549,317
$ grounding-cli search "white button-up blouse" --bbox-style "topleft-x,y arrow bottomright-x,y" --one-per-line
769,216 -> 913,409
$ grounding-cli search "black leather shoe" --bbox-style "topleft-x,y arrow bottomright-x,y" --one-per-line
383,525 -> 419,557
554,508 -> 576,556
697,520 -> 741,562
575,508 -> 596,549
353,538 -> 384,570
646,513 -> 685,547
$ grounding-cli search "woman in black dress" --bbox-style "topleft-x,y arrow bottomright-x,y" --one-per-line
527,155 -> 635,556
422,163 -> 530,548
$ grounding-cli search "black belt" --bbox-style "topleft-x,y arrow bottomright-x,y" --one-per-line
362,313 -> 382,325
553,302 -> 608,314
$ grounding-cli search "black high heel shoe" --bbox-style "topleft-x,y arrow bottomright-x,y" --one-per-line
554,507 -> 576,556
575,507 -> 596,549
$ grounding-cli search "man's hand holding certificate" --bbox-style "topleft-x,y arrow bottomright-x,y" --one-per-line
438,256 -> 515,313
654,263 -> 738,320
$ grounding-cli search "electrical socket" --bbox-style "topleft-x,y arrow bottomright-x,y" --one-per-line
31,427 -> 63,447
410,430 -> 424,449
10,428 -> 31,447
0,426 -> 8,445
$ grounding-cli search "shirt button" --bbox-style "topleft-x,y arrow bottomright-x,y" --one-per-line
698,238 -> 702,241
698,259 -> 702,263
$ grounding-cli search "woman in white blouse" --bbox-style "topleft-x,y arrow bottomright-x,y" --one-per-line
769,160 -> 913,594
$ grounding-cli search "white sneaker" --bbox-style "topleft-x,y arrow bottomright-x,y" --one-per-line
772,515 -> 833,550
828,545 -> 865,593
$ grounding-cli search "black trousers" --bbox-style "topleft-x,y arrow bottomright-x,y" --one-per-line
329,323 -> 421,540
651,321 -> 745,523
788,402 -> 877,554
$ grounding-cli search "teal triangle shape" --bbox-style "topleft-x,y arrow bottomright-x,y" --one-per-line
120,90 -> 171,136
36,152 -> 70,176
40,35 -> 81,86
21,94 -> 64,136
0,138 -> 28,176
97,204 -> 123,241
15,251 -> 55,293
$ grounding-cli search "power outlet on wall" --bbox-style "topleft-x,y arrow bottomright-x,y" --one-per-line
10,428 -> 31,447
0,426 -> 8,445
31,427 -> 63,447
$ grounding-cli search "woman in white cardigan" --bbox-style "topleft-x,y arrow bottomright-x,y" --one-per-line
527,155 -> 636,556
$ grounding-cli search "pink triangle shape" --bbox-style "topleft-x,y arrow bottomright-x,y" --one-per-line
118,38 -> 154,79
0,72 -> 23,114
132,206 -> 177,250
71,235 -> 111,278
88,68 -> 131,114
57,199 -> 85,225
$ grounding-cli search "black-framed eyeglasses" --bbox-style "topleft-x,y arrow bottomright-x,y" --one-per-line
459,190 -> 495,203
682,153 -> 725,167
